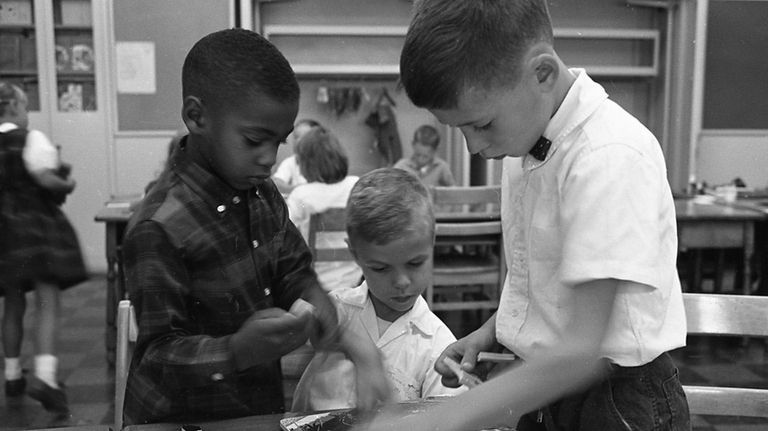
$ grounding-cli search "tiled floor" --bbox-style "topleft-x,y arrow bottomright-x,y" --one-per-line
1,275 -> 767,430
0,275 -> 114,430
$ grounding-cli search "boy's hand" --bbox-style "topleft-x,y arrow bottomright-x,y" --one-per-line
229,307 -> 313,371
435,318 -> 497,387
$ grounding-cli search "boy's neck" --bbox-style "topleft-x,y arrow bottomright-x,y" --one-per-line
549,61 -> 577,119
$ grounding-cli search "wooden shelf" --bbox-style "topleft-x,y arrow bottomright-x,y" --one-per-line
0,23 -> 35,30
264,25 -> 660,78
54,24 -> 92,31
0,69 -> 38,76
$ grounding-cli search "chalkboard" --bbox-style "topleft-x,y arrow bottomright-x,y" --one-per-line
703,1 -> 768,129
114,0 -> 230,131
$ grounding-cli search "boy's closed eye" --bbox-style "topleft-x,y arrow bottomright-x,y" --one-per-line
473,121 -> 493,132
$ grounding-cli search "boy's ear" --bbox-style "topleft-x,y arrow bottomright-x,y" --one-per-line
182,96 -> 205,133
529,53 -> 559,91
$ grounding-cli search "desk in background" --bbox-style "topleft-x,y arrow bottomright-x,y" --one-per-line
94,198 -> 138,364
675,198 -> 767,294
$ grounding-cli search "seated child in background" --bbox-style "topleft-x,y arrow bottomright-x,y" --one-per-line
0,82 -> 87,415
121,29 -> 388,425
286,126 -> 362,292
394,124 -> 455,187
291,168 -> 466,412
272,118 -> 321,195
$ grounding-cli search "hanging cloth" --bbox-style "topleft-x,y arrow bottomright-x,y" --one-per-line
365,90 -> 402,167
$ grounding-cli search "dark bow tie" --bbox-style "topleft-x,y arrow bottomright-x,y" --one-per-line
529,136 -> 552,161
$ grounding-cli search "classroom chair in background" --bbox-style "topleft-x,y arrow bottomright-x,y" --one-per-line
306,208 -> 354,264
682,293 -> 768,418
427,186 -> 506,319
114,299 -> 137,430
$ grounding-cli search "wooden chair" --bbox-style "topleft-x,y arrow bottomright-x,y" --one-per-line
682,293 -> 768,417
428,186 -> 506,312
114,299 -> 138,430
307,207 -> 353,263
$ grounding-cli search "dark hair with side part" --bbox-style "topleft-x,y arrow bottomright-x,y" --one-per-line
400,0 -> 554,110
182,28 -> 299,110
346,168 -> 435,246
413,124 -> 440,150
294,127 -> 348,184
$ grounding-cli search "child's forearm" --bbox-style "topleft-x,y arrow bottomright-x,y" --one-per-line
30,169 -> 74,194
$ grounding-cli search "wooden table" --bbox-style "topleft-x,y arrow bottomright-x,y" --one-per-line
94,201 -> 136,364
675,198 -> 767,294
123,400 -> 452,431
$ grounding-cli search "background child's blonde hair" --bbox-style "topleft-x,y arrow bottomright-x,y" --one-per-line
346,167 -> 434,246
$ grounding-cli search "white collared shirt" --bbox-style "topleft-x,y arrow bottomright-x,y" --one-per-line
292,282 -> 465,411
496,69 -> 686,366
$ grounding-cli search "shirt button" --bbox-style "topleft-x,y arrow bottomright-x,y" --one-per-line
264,288 -> 271,296
216,204 -> 226,213
232,196 -> 241,204
211,372 -> 224,382
252,239 -> 259,248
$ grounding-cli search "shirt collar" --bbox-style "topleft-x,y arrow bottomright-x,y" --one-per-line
542,68 -> 608,154
172,136 -> 255,213
340,282 -> 437,337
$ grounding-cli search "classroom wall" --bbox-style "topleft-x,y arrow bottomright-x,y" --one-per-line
697,131 -> 768,190
692,0 -> 768,190
98,0 -> 718,273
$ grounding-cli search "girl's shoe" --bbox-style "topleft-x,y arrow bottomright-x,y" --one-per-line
4,376 -> 26,397
27,376 -> 69,415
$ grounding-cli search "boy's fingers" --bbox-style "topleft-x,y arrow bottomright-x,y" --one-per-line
460,347 -> 480,372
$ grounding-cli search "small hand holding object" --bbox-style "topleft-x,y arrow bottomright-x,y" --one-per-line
229,305 -> 313,371
442,356 -> 483,389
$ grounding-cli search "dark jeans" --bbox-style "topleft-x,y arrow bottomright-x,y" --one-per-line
517,352 -> 691,431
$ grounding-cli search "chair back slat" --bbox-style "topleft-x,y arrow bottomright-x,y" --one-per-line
307,208 -> 354,263
684,293 -> 768,337
682,293 -> 768,418
115,299 -> 138,430
428,185 -> 505,313
431,185 -> 502,207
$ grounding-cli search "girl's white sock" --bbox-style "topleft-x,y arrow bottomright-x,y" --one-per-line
4,357 -> 22,381
34,354 -> 59,388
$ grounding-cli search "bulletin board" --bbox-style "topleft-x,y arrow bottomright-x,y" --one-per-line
113,0 -> 230,131
702,1 -> 768,129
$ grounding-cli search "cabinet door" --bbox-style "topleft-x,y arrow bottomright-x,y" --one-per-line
0,0 -> 40,110
52,0 -> 95,111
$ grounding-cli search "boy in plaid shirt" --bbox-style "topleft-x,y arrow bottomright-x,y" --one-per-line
122,29 -> 388,425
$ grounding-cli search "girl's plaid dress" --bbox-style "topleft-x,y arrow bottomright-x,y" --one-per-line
0,127 -> 86,293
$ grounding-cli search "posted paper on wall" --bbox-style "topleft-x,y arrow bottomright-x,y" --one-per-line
116,42 -> 156,94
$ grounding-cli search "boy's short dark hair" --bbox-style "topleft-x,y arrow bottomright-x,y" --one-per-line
400,0 -> 554,110
182,28 -> 299,109
413,125 -> 440,150
346,168 -> 434,246
294,127 -> 348,184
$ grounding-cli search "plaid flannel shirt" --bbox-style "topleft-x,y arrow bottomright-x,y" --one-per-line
122,141 -> 319,424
